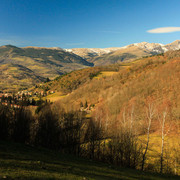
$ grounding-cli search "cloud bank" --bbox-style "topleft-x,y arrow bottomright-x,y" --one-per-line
147,27 -> 180,33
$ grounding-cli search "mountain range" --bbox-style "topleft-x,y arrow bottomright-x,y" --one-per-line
66,40 -> 180,65
0,40 -> 180,92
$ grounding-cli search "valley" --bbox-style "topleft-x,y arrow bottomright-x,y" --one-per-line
0,42 -> 180,178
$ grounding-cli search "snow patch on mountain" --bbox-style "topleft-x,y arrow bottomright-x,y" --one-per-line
65,40 -> 180,58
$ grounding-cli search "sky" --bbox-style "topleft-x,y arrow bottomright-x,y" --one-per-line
0,0 -> 180,48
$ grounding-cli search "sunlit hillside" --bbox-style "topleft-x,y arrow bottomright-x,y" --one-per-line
37,50 -> 180,174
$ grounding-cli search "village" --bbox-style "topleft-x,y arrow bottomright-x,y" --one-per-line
0,89 -> 55,108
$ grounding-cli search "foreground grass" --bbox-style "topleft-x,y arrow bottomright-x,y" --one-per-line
0,141 -> 179,180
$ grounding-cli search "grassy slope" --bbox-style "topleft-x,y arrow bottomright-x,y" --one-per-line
0,141 -> 178,180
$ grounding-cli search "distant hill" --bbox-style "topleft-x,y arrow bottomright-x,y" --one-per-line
0,45 -> 93,92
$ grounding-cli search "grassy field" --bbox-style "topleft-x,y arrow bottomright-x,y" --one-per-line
95,71 -> 119,79
44,92 -> 68,102
0,141 -> 179,180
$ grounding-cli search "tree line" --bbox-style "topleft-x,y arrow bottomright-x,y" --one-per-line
0,100 -> 179,175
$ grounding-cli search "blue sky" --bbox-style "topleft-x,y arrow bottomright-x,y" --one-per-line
0,0 -> 180,48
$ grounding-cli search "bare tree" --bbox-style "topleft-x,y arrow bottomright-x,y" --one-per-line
158,101 -> 171,174
160,110 -> 167,173
141,99 -> 155,171
116,102 -> 142,168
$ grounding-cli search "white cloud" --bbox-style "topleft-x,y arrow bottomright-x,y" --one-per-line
147,27 -> 180,33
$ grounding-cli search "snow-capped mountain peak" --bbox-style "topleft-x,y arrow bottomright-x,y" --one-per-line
65,40 -> 180,59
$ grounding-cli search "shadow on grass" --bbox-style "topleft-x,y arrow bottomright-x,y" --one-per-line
0,141 -> 179,180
